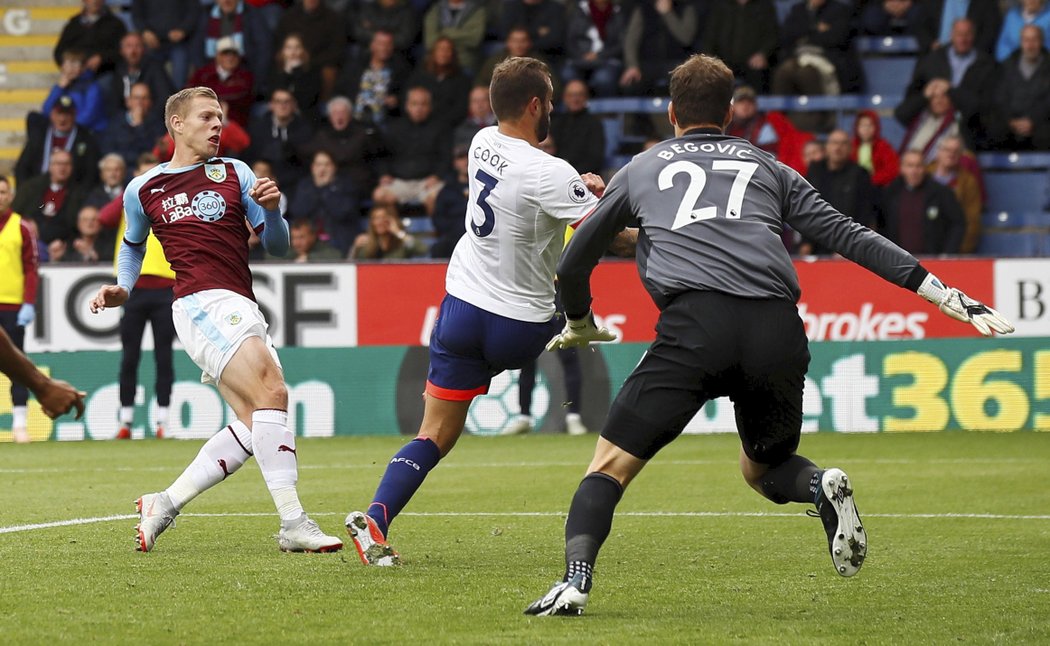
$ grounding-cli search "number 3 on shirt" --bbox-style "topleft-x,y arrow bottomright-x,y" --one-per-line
471,169 -> 499,237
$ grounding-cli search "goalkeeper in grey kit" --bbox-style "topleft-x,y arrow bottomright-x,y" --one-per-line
526,54 -> 1013,616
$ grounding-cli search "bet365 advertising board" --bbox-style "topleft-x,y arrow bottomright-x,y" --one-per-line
3,259 -> 1048,440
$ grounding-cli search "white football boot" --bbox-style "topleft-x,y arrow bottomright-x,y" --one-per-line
277,515 -> 344,553
524,573 -> 589,616
135,492 -> 178,552
813,468 -> 867,577
501,415 -> 534,436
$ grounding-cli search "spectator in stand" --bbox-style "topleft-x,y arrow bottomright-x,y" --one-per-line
273,0 -> 346,98
193,0 -> 272,91
898,81 -> 963,163
351,0 -> 419,55
54,0 -> 128,76
349,204 -> 429,260
927,135 -> 983,253
373,86 -> 450,215
800,129 -> 875,254
289,218 -> 345,262
726,85 -> 815,175
288,150 -> 362,255
702,0 -> 779,93
562,0 -> 626,97
922,0 -> 1001,56
500,0 -> 567,58
97,152 -> 177,439
876,150 -> 965,254
101,81 -> 166,171
550,79 -> 606,175
15,96 -> 100,187
130,0 -> 199,87
12,150 -> 88,247
44,49 -> 108,134
406,37 -> 472,131
247,88 -> 314,192
85,154 -> 127,208
267,33 -> 322,121
335,30 -> 412,127
188,36 -> 255,128
0,175 -> 40,443
802,139 -> 825,172
850,109 -> 899,188
423,0 -> 487,73
453,85 -> 496,148
152,99 -> 251,161
986,24 -> 1050,151
620,0 -> 698,95
107,31 -> 176,118
430,143 -> 469,259
475,27 -> 558,93
53,205 -> 115,264
772,0 -> 861,132
860,0 -> 933,51
303,95 -> 385,196
896,18 -> 996,149
996,0 -> 1050,62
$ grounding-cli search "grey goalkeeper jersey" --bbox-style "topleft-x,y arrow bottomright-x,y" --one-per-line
559,128 -> 928,316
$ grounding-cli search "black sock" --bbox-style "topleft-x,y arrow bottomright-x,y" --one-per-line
759,454 -> 821,504
564,472 -> 623,592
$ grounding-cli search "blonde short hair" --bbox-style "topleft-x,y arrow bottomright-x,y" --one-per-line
163,87 -> 219,137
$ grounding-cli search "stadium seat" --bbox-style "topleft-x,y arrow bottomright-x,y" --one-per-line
861,57 -> 917,97
854,36 -> 920,55
981,210 -> 1050,229
977,231 -> 1046,256
983,171 -> 1048,215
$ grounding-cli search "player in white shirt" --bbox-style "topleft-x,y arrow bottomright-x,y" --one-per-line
344,57 -> 615,565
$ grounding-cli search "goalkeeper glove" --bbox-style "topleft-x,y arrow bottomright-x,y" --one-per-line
917,274 -> 1014,337
16,303 -> 35,327
546,310 -> 617,351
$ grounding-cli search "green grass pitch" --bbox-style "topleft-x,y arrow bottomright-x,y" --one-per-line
2,432 -> 1048,644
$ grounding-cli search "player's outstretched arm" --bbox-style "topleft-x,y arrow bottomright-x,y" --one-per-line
90,242 -> 146,312
0,327 -> 85,419
917,274 -> 1015,336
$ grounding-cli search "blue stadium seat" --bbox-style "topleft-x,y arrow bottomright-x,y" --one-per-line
983,171 -> 1048,215
981,210 -> 1050,229
600,118 -> 621,170
861,57 -> 916,97
855,36 -> 920,55
977,231 -> 1046,257
403,216 -> 435,236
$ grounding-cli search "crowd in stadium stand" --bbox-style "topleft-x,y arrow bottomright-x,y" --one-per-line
10,0 -> 1050,264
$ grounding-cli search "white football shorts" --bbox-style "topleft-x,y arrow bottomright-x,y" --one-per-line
171,288 -> 282,385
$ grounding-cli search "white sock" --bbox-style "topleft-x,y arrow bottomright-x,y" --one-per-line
251,408 -> 305,522
155,407 -> 169,427
165,421 -> 253,511
120,407 -> 134,425
12,406 -> 27,429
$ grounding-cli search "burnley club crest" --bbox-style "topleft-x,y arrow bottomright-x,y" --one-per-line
205,162 -> 227,183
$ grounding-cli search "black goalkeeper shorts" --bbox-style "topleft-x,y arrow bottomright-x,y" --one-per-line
601,290 -> 810,464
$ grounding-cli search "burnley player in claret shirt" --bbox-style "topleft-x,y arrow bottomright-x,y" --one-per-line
90,87 -> 343,554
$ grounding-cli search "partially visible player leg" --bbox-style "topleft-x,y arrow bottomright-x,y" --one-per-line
733,298 -> 865,577
135,420 -> 253,552
1,312 -> 31,443
220,336 -> 342,553
117,291 -> 148,439
148,289 -> 176,438
349,396 -> 469,565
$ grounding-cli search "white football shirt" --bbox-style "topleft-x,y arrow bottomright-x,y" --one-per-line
445,126 -> 600,322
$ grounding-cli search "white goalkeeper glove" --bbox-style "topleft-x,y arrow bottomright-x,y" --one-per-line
917,274 -> 1015,337
546,310 -> 618,351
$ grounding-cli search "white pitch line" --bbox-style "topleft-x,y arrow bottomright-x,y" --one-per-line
2,510 -> 1049,535
0,456 -> 1045,474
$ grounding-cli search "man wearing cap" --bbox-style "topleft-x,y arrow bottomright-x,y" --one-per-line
15,95 -> 100,187
188,36 -> 256,127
